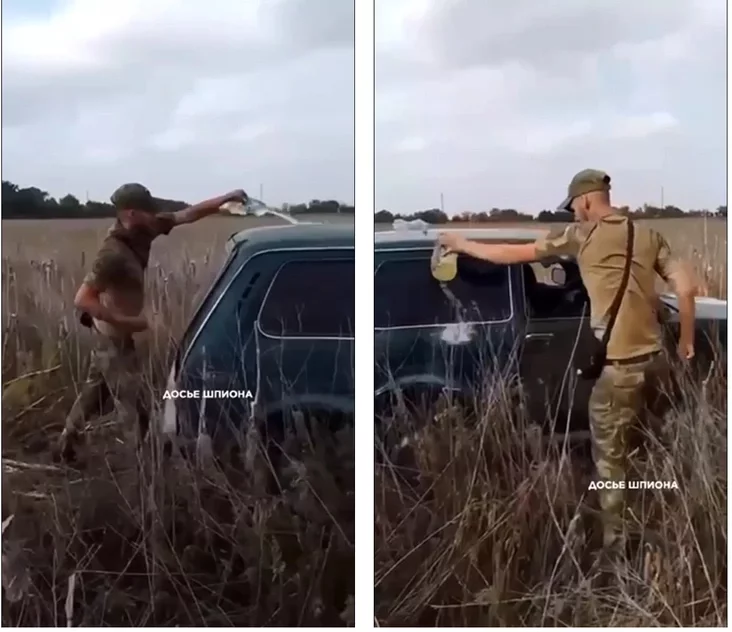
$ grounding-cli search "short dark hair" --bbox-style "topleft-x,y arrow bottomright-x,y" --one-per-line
110,183 -> 157,213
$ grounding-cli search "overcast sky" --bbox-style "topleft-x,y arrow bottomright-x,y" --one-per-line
2,0 -> 354,206
376,0 -> 726,215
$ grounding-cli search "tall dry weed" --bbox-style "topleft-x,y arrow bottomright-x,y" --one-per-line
1,245 -> 354,626
375,347 -> 726,626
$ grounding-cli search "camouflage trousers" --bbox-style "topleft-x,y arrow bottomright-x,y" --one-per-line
589,351 -> 670,554
63,336 -> 149,443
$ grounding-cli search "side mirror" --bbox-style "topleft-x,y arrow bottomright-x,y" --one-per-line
550,265 -> 566,286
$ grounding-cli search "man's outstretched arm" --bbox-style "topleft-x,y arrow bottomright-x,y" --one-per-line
169,189 -> 249,227
438,225 -> 579,264
443,238 -> 539,264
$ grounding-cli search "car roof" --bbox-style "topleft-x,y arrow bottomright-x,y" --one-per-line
374,226 -> 550,250
227,222 -> 552,254
227,222 -> 354,253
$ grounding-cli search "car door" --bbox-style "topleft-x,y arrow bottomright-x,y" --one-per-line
255,252 -> 355,417
176,250 -> 276,439
519,261 -> 595,434
374,250 -> 518,410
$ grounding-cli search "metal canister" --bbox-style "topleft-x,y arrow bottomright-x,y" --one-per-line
430,243 -> 458,282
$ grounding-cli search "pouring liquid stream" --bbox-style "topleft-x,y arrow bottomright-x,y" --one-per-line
220,198 -> 300,225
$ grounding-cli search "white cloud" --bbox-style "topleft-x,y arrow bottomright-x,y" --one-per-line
376,0 -> 725,214
2,0 -> 354,206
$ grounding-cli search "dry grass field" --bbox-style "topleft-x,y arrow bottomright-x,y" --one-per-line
2,215 -> 355,627
374,217 -> 727,626
1,215 -> 727,626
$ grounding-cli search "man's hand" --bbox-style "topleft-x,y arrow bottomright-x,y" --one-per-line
678,337 -> 695,361
438,232 -> 468,254
225,189 -> 249,204
171,189 -> 250,226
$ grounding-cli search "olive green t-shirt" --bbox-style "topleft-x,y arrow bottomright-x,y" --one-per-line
534,215 -> 679,361
83,214 -> 177,293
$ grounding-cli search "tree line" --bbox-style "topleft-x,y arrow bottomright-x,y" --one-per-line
376,204 -> 727,225
1,180 -> 355,219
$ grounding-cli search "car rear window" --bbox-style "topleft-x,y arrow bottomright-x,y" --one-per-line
374,255 -> 512,328
258,258 -> 355,338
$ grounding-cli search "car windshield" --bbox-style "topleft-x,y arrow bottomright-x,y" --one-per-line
375,255 -> 512,328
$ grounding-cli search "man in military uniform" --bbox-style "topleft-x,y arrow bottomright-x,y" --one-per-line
438,169 -> 698,564
59,183 -> 248,463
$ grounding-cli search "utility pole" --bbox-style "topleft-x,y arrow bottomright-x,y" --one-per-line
660,186 -> 664,210
440,192 -> 444,213
259,183 -> 263,200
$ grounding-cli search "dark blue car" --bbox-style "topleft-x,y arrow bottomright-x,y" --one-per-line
161,223 -> 355,453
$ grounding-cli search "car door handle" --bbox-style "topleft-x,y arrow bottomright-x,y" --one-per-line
525,333 -> 554,342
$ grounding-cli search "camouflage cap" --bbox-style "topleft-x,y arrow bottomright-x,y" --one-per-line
110,183 -> 157,212
557,169 -> 611,212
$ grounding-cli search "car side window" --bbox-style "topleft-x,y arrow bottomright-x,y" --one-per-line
523,262 -> 588,320
374,255 -> 512,328
258,258 -> 355,338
